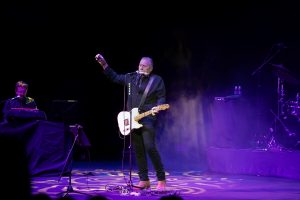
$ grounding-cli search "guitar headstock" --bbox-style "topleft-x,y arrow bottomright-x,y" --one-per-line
158,104 -> 170,111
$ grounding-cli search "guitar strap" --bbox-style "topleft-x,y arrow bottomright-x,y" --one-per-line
138,75 -> 155,109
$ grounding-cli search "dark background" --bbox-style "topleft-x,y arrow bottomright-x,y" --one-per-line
1,1 -> 300,170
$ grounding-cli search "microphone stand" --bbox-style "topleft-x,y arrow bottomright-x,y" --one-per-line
125,77 -> 134,191
123,73 -> 142,191
118,73 -> 145,193
116,74 -> 135,193
57,125 -> 92,198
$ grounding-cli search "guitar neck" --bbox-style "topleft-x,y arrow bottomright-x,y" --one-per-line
134,110 -> 152,121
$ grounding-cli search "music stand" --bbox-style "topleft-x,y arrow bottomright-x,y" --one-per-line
57,124 -> 92,198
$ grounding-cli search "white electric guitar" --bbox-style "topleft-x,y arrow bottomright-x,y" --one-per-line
117,104 -> 170,135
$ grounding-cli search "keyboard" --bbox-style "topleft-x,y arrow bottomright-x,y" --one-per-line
7,108 -> 47,120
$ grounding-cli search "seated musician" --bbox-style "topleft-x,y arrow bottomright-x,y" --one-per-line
2,80 -> 39,122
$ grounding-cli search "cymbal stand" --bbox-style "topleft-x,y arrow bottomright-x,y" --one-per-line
268,76 -> 285,150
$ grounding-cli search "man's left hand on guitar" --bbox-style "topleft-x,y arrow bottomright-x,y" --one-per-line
151,106 -> 159,116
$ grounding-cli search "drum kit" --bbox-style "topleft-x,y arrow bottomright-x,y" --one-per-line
264,64 -> 300,150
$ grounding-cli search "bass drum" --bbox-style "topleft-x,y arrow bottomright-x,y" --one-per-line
277,115 -> 300,150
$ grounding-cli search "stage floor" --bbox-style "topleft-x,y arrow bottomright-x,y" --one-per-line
31,161 -> 300,200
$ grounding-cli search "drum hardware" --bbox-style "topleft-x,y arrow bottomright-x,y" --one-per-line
251,44 -> 299,150
265,69 -> 295,151
265,75 -> 285,150
285,92 -> 300,117
271,91 -> 300,149
270,110 -> 295,137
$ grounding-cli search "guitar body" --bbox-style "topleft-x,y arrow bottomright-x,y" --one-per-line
117,104 -> 170,136
117,108 -> 143,136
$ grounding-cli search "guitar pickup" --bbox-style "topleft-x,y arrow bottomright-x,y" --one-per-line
124,119 -> 129,126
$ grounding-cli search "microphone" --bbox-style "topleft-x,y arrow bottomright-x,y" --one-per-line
126,70 -> 150,76
127,71 -> 139,75
11,96 -> 21,100
275,43 -> 287,49
137,71 -> 150,76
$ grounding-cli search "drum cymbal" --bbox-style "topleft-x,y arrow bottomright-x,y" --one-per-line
271,64 -> 290,72
271,64 -> 300,85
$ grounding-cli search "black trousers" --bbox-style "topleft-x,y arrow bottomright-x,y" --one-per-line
132,124 -> 165,181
